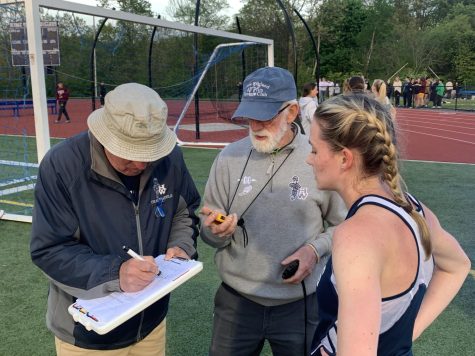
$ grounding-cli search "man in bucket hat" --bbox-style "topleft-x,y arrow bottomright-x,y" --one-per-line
31,83 -> 200,355
200,67 -> 346,355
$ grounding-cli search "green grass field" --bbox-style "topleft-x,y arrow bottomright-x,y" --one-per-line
0,146 -> 474,355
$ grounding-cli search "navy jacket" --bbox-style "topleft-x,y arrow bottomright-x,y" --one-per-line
31,131 -> 200,349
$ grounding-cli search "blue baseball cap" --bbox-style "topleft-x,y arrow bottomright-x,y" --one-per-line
232,67 -> 297,121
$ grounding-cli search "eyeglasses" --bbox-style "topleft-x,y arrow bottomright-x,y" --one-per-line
249,104 -> 291,127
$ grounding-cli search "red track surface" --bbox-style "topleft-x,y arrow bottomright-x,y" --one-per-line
396,108 -> 475,164
1,99 -> 474,164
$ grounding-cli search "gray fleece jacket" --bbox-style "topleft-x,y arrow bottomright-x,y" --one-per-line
200,128 -> 346,306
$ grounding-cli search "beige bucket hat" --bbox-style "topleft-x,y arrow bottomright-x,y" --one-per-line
88,83 -> 176,162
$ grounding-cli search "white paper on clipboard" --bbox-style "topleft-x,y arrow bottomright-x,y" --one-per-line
68,255 -> 203,335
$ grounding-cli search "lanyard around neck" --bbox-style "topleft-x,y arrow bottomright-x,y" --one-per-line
227,147 -> 294,247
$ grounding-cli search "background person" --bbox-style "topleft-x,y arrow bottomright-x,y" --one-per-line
319,77 -> 329,102
307,94 -> 470,356
31,83 -> 201,355
299,81 -> 319,135
200,66 -> 346,356
393,76 -> 402,107
346,75 -> 366,94
430,79 -> 438,107
333,83 -> 341,95
445,79 -> 453,99
435,79 -> 445,108
237,81 -> 243,102
372,79 -> 396,119
55,82 -> 71,123
413,78 -> 423,108
99,82 -> 107,106
386,78 -> 393,100
403,78 -> 414,108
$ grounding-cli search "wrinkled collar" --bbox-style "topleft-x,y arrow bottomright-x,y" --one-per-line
88,131 -> 155,187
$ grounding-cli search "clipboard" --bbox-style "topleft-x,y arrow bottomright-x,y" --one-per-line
68,255 -> 203,335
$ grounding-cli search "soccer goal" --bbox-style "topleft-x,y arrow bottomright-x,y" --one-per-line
0,0 -> 273,223
172,41 -> 269,147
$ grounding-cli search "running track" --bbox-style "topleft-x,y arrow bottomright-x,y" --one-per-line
396,108 -> 475,164
1,100 -> 474,164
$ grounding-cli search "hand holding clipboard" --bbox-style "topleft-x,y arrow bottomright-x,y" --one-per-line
68,255 -> 202,335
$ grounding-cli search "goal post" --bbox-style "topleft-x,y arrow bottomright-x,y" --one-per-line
25,0 -> 274,163
173,41 -> 263,147
0,0 -> 273,223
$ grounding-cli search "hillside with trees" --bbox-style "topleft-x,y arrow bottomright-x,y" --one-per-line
0,0 -> 473,97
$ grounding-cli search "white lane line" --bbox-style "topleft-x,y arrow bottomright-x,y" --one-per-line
399,129 -> 475,145
398,123 -> 475,136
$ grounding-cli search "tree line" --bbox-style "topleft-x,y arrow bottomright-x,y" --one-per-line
0,0 -> 474,99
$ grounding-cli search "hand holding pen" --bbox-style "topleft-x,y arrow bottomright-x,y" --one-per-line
119,246 -> 159,293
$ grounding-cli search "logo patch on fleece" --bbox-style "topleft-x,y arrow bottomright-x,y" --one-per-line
238,175 -> 256,196
288,175 -> 308,201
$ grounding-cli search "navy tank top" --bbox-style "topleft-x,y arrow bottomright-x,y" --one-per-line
311,194 -> 434,356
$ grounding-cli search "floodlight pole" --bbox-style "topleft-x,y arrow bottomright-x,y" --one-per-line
24,0 -> 50,162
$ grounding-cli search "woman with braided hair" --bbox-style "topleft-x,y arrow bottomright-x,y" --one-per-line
306,94 -> 470,356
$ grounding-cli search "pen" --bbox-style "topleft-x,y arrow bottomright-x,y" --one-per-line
122,246 -> 145,261
122,246 -> 161,276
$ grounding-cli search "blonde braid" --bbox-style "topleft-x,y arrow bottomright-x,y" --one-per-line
316,94 -> 432,258
365,111 -> 432,258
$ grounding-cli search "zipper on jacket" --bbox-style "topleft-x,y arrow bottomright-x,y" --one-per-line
267,153 -> 276,192
135,204 -> 144,255
133,202 -> 146,342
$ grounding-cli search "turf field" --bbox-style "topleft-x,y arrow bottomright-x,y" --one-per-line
0,147 -> 473,355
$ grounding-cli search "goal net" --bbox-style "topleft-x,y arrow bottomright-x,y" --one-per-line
170,41 -> 268,146
0,0 -> 273,222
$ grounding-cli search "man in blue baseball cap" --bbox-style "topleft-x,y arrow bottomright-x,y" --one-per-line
200,67 -> 346,355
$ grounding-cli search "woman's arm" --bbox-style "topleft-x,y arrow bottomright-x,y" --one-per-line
412,205 -> 470,340
333,220 -> 385,356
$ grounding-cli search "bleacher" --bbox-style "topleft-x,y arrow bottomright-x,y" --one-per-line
0,98 -> 57,117
459,89 -> 475,99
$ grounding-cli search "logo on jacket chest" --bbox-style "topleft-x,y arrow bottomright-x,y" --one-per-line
288,176 -> 308,201
151,178 -> 173,217
237,175 -> 256,196
236,175 -> 309,201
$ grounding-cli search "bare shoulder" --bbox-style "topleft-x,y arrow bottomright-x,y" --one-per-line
333,206 -> 388,250
332,208 -> 387,292
333,207 -> 389,267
